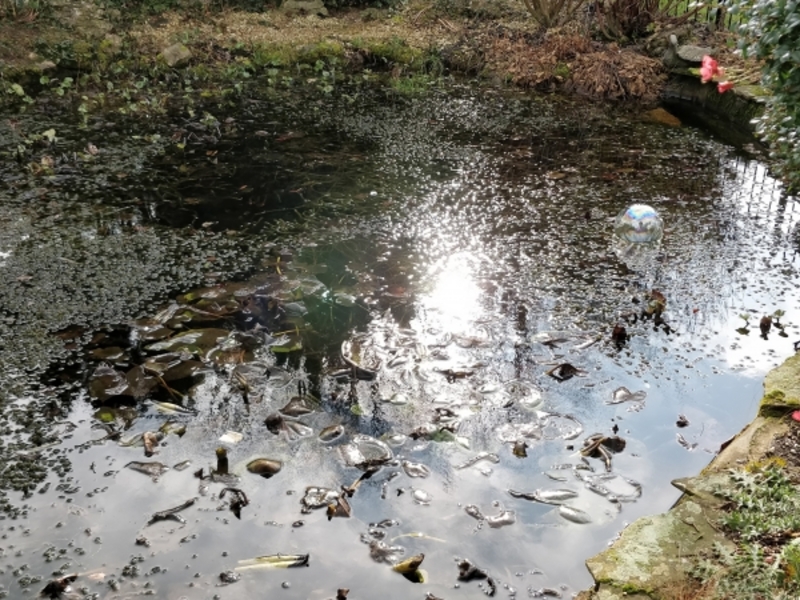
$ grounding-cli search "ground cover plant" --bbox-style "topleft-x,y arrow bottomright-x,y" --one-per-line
693,465 -> 800,599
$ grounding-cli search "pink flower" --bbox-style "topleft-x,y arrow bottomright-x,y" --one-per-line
792,410 -> 800,422
700,56 -> 720,82
717,80 -> 734,93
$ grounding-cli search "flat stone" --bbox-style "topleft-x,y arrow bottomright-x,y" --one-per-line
645,107 -> 681,127
585,498 -> 732,597
162,43 -> 192,68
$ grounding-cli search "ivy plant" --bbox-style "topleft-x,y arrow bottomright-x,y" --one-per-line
729,0 -> 800,193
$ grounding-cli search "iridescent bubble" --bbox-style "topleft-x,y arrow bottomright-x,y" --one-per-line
614,204 -> 663,243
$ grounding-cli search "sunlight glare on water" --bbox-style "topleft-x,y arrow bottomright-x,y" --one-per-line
422,251 -> 482,332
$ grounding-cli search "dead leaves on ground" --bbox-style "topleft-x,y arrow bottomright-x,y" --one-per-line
483,27 -> 666,101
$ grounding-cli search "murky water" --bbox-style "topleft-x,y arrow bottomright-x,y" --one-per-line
1,84 -> 799,599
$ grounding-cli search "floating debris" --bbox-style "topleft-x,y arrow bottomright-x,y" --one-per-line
611,324 -> 627,347
434,367 -> 475,382
368,539 -> 405,564
339,435 -> 393,470
412,489 -> 433,505
326,495 -> 352,520
644,289 -> 667,318
455,452 -> 500,470
342,467 -> 378,497
512,440 -> 528,458
219,570 -> 241,585
760,315 -> 772,338
676,433 -> 697,451
508,489 -> 578,505
457,558 -> 495,594
580,434 -> 626,471
392,553 -> 425,574
341,339 -> 380,380
546,363 -> 585,382
150,400 -> 197,415
218,431 -> 243,445
159,421 -> 187,437
142,431 -> 163,457
280,395 -> 315,418
41,574 -> 78,599
559,505 -> 592,524
465,504 -> 485,520
126,461 -> 169,482
402,460 -> 431,478
504,379 -> 544,410
606,387 -> 647,405
246,458 -> 283,479
173,459 -> 192,471
485,509 -> 516,528
235,553 -> 310,571
147,497 -> 197,526
676,414 -> 690,428
390,532 -> 446,544
319,424 -> 345,443
302,487 -> 340,513
265,413 -> 313,441
216,447 -> 229,475
558,504 -> 592,525
220,487 -> 249,519
539,411 -> 584,441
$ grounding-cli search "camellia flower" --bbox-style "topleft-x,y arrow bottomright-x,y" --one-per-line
700,56 -> 722,83
717,80 -> 734,93
699,55 -> 733,94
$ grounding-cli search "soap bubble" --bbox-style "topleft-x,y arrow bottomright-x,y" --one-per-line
614,204 -> 663,243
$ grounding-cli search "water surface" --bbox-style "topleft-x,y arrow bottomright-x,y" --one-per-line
0,85 -> 798,599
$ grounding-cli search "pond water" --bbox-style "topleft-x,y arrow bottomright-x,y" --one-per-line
0,84 -> 799,600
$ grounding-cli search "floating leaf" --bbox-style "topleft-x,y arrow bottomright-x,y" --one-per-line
235,554 -> 309,571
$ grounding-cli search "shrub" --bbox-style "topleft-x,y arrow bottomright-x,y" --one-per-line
729,0 -> 800,193
594,0 -> 656,40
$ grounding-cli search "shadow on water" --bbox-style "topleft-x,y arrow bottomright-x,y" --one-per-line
0,84 -> 799,599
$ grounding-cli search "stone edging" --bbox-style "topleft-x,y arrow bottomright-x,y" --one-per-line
577,352 -> 800,600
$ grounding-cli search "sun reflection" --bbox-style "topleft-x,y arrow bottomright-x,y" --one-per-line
421,251 -> 482,332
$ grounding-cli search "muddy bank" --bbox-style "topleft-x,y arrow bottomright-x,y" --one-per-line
578,351 -> 800,600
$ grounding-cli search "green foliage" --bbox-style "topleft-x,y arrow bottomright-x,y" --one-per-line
729,0 -> 800,192
0,0 -> 47,20
721,468 -> 800,540
695,467 -> 800,599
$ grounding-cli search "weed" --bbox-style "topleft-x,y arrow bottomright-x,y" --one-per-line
695,467 -> 800,599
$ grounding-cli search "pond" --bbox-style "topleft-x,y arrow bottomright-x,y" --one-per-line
0,83 -> 799,600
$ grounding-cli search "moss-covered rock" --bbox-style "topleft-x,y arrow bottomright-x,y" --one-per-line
760,352 -> 800,416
